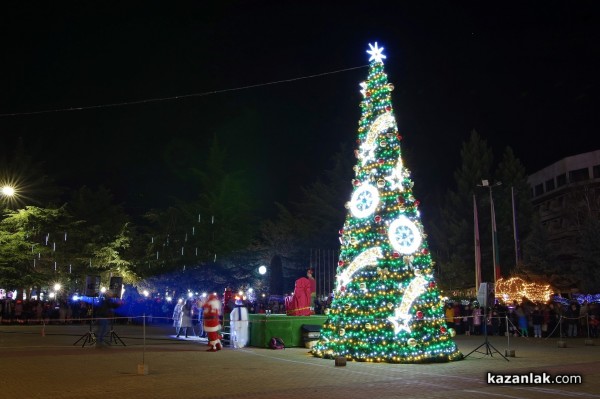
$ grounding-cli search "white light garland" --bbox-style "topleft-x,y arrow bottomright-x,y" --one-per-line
336,247 -> 383,292
384,155 -> 404,191
388,273 -> 428,334
359,81 -> 367,98
359,113 -> 396,162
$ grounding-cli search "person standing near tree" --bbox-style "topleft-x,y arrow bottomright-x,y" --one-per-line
515,305 -> 529,337
472,305 -> 482,335
566,302 -> 580,338
203,293 -> 223,352
95,291 -> 117,348
177,299 -> 194,338
172,298 -> 184,336
531,305 -> 544,338
195,296 -> 206,338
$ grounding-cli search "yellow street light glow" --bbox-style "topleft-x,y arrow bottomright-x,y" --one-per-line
1,186 -> 15,196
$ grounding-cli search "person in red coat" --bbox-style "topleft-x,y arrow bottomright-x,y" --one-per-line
289,275 -> 312,316
203,293 -> 222,352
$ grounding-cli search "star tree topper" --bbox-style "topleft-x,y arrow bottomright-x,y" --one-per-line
367,42 -> 386,63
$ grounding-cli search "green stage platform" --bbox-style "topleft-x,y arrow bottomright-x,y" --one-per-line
226,314 -> 327,348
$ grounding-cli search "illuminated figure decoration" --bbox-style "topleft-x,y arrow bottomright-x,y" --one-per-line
312,44 -> 462,363
495,277 -> 553,305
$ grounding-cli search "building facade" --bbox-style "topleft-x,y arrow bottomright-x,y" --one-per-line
527,150 -> 600,274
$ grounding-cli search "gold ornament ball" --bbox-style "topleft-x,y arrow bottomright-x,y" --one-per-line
339,328 -> 346,336
407,338 -> 417,347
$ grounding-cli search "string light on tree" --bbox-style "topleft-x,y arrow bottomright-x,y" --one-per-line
312,43 -> 462,364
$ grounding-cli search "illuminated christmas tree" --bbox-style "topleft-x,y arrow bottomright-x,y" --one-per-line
312,43 -> 463,363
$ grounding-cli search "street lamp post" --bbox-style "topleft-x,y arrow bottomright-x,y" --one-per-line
478,179 -> 502,287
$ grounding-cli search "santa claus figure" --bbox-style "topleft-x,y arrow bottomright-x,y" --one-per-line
203,293 -> 222,352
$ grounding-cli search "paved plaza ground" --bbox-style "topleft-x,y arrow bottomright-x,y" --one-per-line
1,322 -> 599,399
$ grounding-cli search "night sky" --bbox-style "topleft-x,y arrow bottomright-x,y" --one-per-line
2,1 -> 599,216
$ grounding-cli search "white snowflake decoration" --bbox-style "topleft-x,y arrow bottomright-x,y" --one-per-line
388,215 -> 422,254
350,184 -> 380,218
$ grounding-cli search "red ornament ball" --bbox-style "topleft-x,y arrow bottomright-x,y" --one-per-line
338,229 -> 344,235
440,326 -> 447,334
397,196 -> 405,204
414,200 -> 420,207
374,215 -> 382,223
422,248 -> 429,255
392,251 -> 400,259
416,311 -> 424,319
385,106 -> 392,112
378,158 -> 384,164
396,134 -> 403,141
428,281 -> 436,288
353,179 -> 361,186
338,260 -> 345,267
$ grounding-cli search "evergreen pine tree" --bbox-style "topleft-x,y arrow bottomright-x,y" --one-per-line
312,44 -> 462,363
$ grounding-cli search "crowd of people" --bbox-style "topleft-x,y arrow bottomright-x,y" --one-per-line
443,299 -> 600,338
0,291 -> 311,326
2,291 -> 599,341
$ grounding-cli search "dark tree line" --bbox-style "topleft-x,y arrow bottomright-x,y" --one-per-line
2,131 -> 599,298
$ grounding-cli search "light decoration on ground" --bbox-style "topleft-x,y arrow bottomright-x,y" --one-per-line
311,43 -> 462,364
495,277 -> 553,304
553,293 -> 600,305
